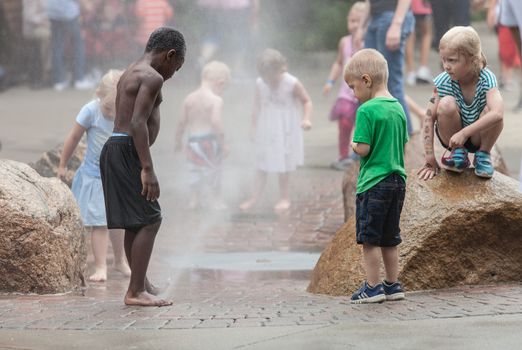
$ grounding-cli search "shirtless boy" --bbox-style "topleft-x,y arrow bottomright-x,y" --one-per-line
175,61 -> 231,209
100,27 -> 185,307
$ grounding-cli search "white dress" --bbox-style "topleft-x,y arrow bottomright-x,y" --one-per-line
255,73 -> 304,173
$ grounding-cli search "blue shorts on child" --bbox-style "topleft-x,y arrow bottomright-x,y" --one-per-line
355,173 -> 406,247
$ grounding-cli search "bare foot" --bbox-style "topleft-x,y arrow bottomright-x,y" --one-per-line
239,198 -> 256,211
114,261 -> 131,277
124,291 -> 172,307
145,278 -> 161,296
88,267 -> 107,282
274,199 -> 291,211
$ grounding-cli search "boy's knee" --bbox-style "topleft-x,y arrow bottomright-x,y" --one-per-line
437,96 -> 458,118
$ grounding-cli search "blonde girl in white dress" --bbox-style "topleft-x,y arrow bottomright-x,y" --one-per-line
240,49 -> 313,211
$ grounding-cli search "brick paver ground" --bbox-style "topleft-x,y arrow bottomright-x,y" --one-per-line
2,279 -> 522,330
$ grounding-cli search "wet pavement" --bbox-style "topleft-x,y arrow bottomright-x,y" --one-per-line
1,21 -> 522,349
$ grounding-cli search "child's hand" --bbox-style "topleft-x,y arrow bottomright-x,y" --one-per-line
323,83 -> 333,95
301,119 -> 312,130
57,166 -> 67,182
448,130 -> 467,149
417,156 -> 440,180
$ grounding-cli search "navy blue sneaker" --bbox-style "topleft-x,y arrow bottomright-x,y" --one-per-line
382,280 -> 405,301
350,281 -> 386,304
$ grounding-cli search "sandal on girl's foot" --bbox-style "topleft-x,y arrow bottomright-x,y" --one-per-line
441,147 -> 470,173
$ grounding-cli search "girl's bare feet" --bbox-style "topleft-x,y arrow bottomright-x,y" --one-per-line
88,267 -> 107,282
274,199 -> 291,211
124,291 -> 172,307
114,260 -> 131,277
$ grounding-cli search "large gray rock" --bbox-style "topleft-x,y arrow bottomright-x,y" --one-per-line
0,160 -> 86,294
30,140 -> 86,187
309,169 -> 522,295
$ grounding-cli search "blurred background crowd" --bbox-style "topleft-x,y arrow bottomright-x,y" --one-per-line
0,0 -> 505,93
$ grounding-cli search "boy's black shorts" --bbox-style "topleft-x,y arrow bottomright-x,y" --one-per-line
100,136 -> 162,231
355,173 -> 406,247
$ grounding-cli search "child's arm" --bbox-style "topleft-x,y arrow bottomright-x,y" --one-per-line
210,97 -> 226,154
323,37 -> 347,95
417,89 -> 441,180
405,94 -> 425,128
386,0 -> 413,51
174,100 -> 188,152
58,123 -> 86,181
294,81 -> 313,130
448,88 -> 503,149
351,142 -> 370,157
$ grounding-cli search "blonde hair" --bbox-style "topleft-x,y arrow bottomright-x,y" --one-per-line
95,69 -> 123,119
344,48 -> 388,85
257,48 -> 287,77
201,60 -> 231,83
439,26 -> 487,75
349,1 -> 368,17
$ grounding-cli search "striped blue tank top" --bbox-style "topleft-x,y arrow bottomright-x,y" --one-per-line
433,68 -> 497,126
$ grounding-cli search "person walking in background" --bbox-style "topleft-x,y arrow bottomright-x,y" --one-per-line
430,0 -> 470,50
100,27 -> 185,307
58,70 -> 131,282
323,1 -> 366,171
46,0 -> 94,91
487,0 -> 521,96
240,49 -> 312,212
355,0 -> 415,134
196,0 -> 260,77
417,26 -> 504,180
490,0 -> 522,110
175,61 -> 231,210
134,0 -> 174,51
405,0 -> 433,86
81,0 -> 133,83
23,0 -> 51,88
345,49 -> 408,304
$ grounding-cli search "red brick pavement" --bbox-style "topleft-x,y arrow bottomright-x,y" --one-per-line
2,277 -> 522,330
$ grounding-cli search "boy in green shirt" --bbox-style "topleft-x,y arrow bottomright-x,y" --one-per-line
344,49 -> 408,304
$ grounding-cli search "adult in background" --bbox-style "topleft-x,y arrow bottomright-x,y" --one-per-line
46,0 -> 93,91
355,0 -> 415,134
429,0 -> 470,50
197,0 -> 260,77
23,0 -> 51,88
491,0 -> 522,109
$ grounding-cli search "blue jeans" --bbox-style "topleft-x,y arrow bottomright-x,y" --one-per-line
50,17 -> 86,84
365,11 -> 415,134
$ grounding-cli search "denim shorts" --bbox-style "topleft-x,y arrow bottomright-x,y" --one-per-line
356,173 -> 406,247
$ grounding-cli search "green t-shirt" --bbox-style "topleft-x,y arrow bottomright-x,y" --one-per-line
352,97 -> 408,194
